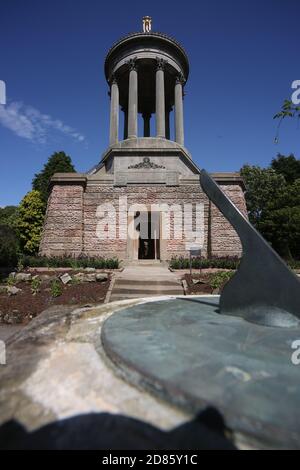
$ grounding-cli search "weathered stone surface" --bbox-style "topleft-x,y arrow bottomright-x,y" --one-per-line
6,286 -> 22,296
0,301 -> 200,450
15,273 -> 32,282
96,273 -> 108,282
73,273 -> 85,282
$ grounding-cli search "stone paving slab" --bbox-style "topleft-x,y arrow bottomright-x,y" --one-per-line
102,296 -> 300,449
0,300 -> 195,449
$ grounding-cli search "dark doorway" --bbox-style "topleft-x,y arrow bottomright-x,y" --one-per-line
138,212 -> 160,260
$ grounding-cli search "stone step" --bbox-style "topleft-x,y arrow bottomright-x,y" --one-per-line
109,263 -> 183,303
110,293 -> 182,301
124,260 -> 163,266
112,287 -> 183,296
115,279 -> 182,287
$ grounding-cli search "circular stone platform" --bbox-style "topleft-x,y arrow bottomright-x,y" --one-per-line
101,296 -> 300,449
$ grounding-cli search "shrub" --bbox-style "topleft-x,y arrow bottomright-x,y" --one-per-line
169,255 -> 300,271
288,259 -> 300,270
15,190 -> 45,255
19,254 -> 119,269
0,225 -> 19,267
6,274 -> 17,286
208,271 -> 234,290
50,279 -> 62,298
169,256 -> 240,270
31,277 -> 42,295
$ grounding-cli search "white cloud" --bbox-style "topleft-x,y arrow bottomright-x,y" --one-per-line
0,101 -> 85,144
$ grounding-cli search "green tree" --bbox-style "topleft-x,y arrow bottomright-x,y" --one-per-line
259,179 -> 300,260
32,151 -> 75,203
16,190 -> 45,255
240,165 -> 286,227
271,153 -> 300,184
241,161 -> 300,260
0,205 -> 18,228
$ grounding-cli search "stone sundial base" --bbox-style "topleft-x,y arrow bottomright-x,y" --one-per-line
102,295 -> 300,449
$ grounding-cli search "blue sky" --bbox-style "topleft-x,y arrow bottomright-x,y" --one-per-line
0,0 -> 299,206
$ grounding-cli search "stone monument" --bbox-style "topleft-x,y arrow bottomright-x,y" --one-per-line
39,19 -> 247,262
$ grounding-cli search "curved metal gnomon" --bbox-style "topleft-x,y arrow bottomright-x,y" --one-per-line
200,170 -> 300,327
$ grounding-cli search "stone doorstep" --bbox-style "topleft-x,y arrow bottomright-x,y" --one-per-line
115,279 -> 182,286
110,293 -> 182,301
112,288 -> 183,296
113,286 -> 183,294
113,282 -> 182,290
116,267 -> 175,280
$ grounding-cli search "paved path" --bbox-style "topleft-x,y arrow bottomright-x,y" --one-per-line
109,262 -> 184,302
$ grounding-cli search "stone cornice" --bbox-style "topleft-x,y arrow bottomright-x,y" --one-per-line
50,173 -> 87,187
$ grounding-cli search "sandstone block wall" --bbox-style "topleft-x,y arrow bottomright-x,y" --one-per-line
82,183 -> 209,259
39,180 -> 247,260
39,184 -> 84,257
211,184 -> 248,257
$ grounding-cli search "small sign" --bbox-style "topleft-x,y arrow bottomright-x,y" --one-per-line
190,248 -> 201,257
186,243 -> 202,256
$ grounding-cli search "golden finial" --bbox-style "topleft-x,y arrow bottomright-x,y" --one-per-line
142,16 -> 152,33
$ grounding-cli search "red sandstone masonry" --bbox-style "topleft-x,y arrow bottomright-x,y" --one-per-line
39,184 -> 84,257
210,184 -> 247,257
40,181 -> 246,260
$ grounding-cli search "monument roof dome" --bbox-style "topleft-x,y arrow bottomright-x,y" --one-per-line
104,31 -> 189,82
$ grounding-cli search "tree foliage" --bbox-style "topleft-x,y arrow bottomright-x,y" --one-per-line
16,190 -> 45,255
240,165 -> 286,227
273,99 -> 300,121
0,224 -> 19,267
32,151 -> 75,203
241,155 -> 300,260
0,205 -> 18,229
271,153 -> 300,184
273,100 -> 300,143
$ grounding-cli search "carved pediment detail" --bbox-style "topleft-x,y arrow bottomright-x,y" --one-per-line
128,157 -> 165,170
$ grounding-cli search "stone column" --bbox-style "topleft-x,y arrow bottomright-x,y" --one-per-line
155,58 -> 166,138
109,76 -> 119,146
165,107 -> 171,140
175,74 -> 185,146
122,107 -> 128,140
127,59 -> 138,139
143,112 -> 151,137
